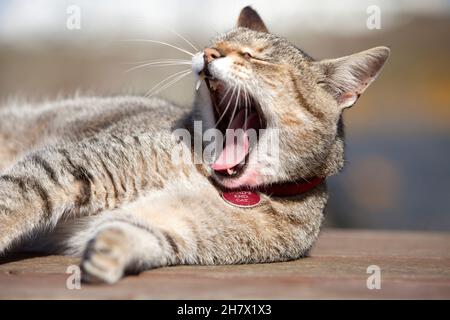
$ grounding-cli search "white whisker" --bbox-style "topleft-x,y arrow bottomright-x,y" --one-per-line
146,73 -> 189,98
150,70 -> 191,96
227,86 -> 241,129
219,86 -> 233,105
146,69 -> 191,97
125,61 -> 192,73
121,39 -> 195,57
145,69 -> 191,97
166,28 -> 199,52
146,70 -> 192,97
244,86 -> 249,130
125,58 -> 192,65
215,86 -> 236,127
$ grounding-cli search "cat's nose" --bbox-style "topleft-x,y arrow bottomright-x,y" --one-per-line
204,48 -> 221,64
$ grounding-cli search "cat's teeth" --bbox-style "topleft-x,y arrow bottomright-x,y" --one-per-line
196,74 -> 205,91
195,79 -> 202,91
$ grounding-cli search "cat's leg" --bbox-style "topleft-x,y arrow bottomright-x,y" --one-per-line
0,132 -> 184,254
76,213 -> 173,284
0,144 -> 116,253
80,189 -> 325,283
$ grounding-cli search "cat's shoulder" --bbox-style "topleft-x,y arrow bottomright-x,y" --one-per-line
1,94 -> 188,116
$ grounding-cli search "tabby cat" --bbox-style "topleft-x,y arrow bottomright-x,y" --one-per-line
0,7 -> 389,283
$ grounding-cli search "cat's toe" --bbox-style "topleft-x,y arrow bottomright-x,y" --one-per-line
80,227 -> 128,284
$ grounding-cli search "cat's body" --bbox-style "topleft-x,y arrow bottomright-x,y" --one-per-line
0,7 -> 389,283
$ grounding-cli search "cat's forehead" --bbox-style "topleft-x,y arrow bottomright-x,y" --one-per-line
212,28 -> 273,44
209,28 -> 312,61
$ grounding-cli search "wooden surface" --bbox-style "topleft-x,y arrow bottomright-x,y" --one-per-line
0,229 -> 449,299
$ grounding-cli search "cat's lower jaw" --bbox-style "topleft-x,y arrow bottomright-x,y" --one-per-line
212,166 -> 262,189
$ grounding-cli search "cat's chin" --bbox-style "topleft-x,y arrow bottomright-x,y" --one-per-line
211,166 -> 262,190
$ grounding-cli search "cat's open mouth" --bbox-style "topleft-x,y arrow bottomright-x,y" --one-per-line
204,76 -> 266,179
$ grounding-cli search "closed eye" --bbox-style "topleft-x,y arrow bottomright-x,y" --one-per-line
242,51 -> 253,59
241,51 -> 268,62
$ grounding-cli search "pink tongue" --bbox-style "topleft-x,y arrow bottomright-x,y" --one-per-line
211,110 -> 259,172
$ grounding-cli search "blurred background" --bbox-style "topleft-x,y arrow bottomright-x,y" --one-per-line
0,0 -> 449,230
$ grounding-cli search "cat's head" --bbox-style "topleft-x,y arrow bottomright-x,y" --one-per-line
192,6 -> 390,189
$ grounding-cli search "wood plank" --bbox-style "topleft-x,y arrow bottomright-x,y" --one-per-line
0,229 -> 449,299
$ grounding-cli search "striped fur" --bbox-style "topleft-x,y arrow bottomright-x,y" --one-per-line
0,7 -> 389,283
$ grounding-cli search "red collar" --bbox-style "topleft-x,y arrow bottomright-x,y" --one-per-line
221,177 -> 324,207
256,177 -> 324,197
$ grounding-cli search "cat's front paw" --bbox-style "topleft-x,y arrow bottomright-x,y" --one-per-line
81,227 -> 129,284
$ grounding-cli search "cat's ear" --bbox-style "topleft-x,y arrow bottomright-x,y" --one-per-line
237,6 -> 268,33
315,46 -> 390,109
